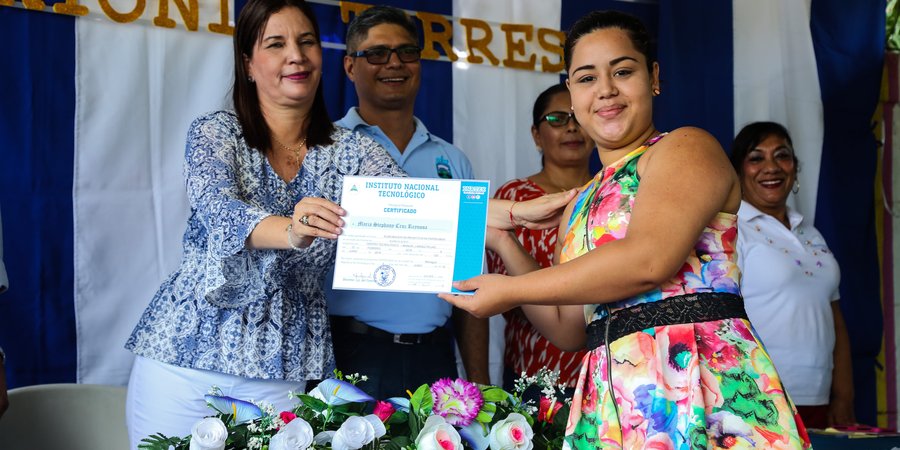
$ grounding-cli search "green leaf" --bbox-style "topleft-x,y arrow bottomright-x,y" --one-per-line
391,436 -> 413,447
553,403 -> 571,428
408,408 -> 421,437
387,410 -> 409,425
482,402 -> 497,413
475,410 -> 494,423
297,394 -> 328,412
138,432 -> 190,450
409,384 -> 431,414
481,387 -> 509,403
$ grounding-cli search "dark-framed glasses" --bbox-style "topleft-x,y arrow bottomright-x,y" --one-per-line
350,45 -> 422,65
540,111 -> 577,128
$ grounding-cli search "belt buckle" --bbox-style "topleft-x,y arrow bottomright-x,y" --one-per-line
393,334 -> 420,345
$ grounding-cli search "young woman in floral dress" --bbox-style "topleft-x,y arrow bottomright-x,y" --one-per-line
444,10 -> 810,449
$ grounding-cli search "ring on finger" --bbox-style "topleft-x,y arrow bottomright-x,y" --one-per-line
300,215 -> 310,226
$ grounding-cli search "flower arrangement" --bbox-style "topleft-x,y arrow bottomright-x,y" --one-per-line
139,369 -> 570,450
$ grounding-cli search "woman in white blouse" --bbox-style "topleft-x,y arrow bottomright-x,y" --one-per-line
731,121 -> 854,428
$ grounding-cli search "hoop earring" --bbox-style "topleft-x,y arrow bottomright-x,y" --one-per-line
792,179 -> 800,194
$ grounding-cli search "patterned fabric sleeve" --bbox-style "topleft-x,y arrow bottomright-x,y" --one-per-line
185,111 -> 271,255
184,111 -> 275,307
353,131 -> 408,178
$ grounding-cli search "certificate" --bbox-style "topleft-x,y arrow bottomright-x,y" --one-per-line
332,176 -> 490,294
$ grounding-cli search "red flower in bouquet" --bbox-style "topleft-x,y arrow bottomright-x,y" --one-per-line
373,400 -> 396,423
279,411 -> 297,425
538,396 -> 563,423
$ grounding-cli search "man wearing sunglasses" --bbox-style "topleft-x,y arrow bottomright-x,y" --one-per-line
326,5 -> 489,400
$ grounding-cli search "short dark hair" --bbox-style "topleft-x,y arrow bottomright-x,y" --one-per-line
533,83 -> 575,168
730,121 -> 799,175
345,5 -> 418,53
564,10 -> 655,74
532,83 -> 570,127
232,0 -> 334,152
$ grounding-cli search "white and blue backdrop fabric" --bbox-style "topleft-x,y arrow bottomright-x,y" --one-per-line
0,0 -> 886,424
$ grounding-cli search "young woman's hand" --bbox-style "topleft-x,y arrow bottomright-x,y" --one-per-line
438,274 -> 516,318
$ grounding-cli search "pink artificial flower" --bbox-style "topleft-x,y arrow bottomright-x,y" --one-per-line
416,416 -> 463,450
488,413 -> 533,449
430,378 -> 484,427
436,429 -> 458,450
538,396 -> 563,423
279,411 -> 297,425
373,401 -> 396,423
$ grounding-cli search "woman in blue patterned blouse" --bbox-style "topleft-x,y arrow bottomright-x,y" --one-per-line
122,0 -> 575,444
122,0 -> 406,445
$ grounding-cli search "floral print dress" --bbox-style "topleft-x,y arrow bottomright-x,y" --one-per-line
560,134 -> 810,449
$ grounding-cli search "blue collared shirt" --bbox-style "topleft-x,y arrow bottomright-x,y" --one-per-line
326,108 -> 475,333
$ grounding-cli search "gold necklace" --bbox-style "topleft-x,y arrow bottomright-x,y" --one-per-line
272,135 -> 307,165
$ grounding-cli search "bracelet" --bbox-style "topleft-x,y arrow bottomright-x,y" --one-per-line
286,222 -> 303,250
508,201 -> 518,228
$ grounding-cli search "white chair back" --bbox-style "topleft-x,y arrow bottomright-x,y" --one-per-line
0,383 -> 128,450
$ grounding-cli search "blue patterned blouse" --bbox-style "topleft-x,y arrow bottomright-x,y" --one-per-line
125,110 -> 406,381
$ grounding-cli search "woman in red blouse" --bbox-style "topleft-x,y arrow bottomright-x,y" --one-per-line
487,83 -> 594,391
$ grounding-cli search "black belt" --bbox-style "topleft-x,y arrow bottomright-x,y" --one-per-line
586,292 -> 747,351
330,316 -> 452,346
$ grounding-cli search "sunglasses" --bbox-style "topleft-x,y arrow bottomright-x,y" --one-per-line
350,45 -> 422,65
539,111 -> 578,128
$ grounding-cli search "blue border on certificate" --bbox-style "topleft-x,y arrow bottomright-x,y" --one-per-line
451,180 -> 490,294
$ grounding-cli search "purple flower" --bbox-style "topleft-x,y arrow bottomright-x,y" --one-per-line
430,378 -> 484,427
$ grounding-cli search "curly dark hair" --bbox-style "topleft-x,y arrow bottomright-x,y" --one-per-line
730,122 -> 798,176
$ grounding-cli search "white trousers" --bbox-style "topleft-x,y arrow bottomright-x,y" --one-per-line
126,356 -> 306,449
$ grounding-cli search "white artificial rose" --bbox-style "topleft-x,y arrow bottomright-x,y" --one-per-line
363,414 -> 386,439
488,413 -> 534,450
415,415 -> 463,450
189,417 -> 228,450
269,417 -> 314,450
313,430 -> 335,446
331,416 -> 375,450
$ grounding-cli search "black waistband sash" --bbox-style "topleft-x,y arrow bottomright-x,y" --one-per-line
585,292 -> 748,351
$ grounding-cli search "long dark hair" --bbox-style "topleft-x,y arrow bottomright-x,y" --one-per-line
232,0 -> 334,152
563,10 -> 655,74
730,121 -> 798,176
